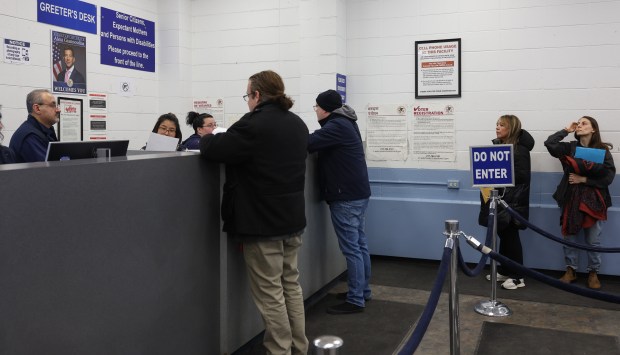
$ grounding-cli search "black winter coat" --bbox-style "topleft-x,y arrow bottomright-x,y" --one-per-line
478,129 -> 535,229
200,101 -> 309,237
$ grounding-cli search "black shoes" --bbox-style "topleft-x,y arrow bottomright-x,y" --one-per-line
326,302 -> 364,315
335,292 -> 372,302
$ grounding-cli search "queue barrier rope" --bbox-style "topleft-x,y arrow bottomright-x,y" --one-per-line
457,213 -> 493,277
463,234 -> 620,304
501,200 -> 620,253
396,246 -> 452,355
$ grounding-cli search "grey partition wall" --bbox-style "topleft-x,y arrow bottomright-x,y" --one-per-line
0,153 -> 221,354
0,152 -> 345,354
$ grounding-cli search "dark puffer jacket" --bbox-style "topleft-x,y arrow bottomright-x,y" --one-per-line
478,129 -> 535,229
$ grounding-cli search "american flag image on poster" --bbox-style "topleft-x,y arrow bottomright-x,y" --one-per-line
52,45 -> 62,81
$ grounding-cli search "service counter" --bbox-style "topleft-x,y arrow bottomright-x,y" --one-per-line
0,152 -> 344,354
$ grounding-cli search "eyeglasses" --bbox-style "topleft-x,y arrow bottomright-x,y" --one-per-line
157,126 -> 177,134
201,123 -> 217,128
37,102 -> 58,109
243,93 -> 251,102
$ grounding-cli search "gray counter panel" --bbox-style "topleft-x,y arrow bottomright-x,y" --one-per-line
0,153 -> 345,354
0,154 -> 220,354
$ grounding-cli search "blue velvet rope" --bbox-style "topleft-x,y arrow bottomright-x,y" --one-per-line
457,213 -> 493,277
489,250 -> 620,304
503,203 -> 620,253
397,246 -> 451,355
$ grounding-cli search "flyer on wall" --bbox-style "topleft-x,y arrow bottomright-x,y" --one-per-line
410,103 -> 456,162
366,104 -> 408,161
415,38 -> 461,99
88,93 -> 108,134
193,98 -> 225,127
58,97 -> 83,142
51,31 -> 87,95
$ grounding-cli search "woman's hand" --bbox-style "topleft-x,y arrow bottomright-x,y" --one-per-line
565,122 -> 578,132
568,173 -> 586,184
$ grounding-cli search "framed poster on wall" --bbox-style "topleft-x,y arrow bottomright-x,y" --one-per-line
58,97 -> 83,142
415,38 -> 461,99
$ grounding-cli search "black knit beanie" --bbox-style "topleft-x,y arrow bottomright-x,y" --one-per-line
316,90 -> 342,112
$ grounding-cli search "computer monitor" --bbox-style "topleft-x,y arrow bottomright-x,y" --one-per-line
45,140 -> 130,161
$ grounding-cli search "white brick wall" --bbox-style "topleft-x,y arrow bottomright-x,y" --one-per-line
2,0 -> 619,165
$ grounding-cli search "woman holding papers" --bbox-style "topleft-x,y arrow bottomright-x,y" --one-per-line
479,114 -> 535,290
142,113 -> 185,151
544,116 -> 615,289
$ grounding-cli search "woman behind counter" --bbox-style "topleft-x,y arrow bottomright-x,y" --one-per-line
182,111 -> 216,150
0,112 -> 16,164
544,116 -> 615,289
479,114 -> 535,290
143,113 -> 185,151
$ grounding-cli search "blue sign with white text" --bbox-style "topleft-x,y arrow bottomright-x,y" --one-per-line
336,73 -> 346,104
37,0 -> 97,34
470,145 -> 514,187
100,7 -> 155,72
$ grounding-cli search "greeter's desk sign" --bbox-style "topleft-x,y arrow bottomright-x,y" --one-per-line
470,144 -> 514,187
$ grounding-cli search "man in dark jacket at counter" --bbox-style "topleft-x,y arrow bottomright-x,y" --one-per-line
308,90 -> 372,315
200,70 -> 309,355
9,89 -> 59,162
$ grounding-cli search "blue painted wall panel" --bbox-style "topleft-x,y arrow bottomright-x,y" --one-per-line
366,168 -> 620,276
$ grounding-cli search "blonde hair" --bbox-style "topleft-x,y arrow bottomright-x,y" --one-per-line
497,114 -> 522,145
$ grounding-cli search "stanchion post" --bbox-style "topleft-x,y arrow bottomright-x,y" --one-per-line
444,220 -> 460,355
474,190 -> 512,317
313,335 -> 343,355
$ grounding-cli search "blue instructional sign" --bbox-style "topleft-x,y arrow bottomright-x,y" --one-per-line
100,7 -> 155,72
336,73 -> 346,104
37,0 -> 97,34
470,144 -> 514,187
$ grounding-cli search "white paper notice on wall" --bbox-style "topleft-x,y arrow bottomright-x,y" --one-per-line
118,79 -> 135,96
4,38 -> 31,65
366,104 -> 409,161
193,98 -> 225,127
410,103 -> 456,162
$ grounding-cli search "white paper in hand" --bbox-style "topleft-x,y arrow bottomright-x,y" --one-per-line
145,132 -> 179,151
212,127 -> 227,135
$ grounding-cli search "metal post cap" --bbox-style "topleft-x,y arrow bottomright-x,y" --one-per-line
313,335 -> 343,349
444,219 -> 459,234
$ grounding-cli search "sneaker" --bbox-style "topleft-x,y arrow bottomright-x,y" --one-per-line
486,273 -> 509,282
335,292 -> 372,302
326,302 -> 364,315
501,278 -> 525,290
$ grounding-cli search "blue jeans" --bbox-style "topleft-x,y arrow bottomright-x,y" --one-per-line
329,198 -> 371,307
564,220 -> 603,272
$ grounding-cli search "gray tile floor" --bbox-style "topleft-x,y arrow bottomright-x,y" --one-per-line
321,257 -> 620,355
237,257 -> 620,354
342,283 -> 620,354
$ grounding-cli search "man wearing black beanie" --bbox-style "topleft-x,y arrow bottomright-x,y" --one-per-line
308,89 -> 372,314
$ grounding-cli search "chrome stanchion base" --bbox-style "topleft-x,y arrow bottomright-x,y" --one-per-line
474,299 -> 512,317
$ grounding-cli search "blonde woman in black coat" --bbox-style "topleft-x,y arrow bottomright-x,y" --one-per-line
479,114 -> 535,290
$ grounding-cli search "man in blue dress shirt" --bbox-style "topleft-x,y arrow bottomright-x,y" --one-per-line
9,89 -> 60,162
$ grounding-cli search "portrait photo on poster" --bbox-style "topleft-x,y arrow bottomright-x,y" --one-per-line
51,30 -> 87,95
